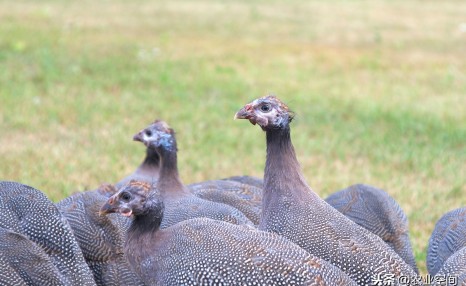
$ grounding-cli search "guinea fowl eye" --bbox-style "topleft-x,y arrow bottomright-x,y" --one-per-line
260,104 -> 271,112
145,130 -> 152,137
121,192 -> 132,202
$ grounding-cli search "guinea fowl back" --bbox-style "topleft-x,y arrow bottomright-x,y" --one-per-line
0,247 -> 29,286
0,251 -> 29,286
427,206 -> 466,275
56,186 -> 144,286
235,96 -> 421,286
435,246 -> 466,286
133,120 -> 253,228
100,180 -> 358,286
188,179 -> 262,224
136,218 -> 357,285
221,175 -> 264,188
325,184 -> 418,273
0,227 -> 67,285
0,181 -> 96,286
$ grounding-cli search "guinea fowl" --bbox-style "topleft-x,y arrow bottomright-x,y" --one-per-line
100,180 -> 358,285
435,246 -> 466,286
325,184 -> 418,273
56,122 -> 162,285
131,120 -> 262,224
427,206 -> 466,276
0,181 -> 96,286
56,121 -> 259,283
132,120 -> 253,227
56,185 -> 144,286
235,95 -> 421,285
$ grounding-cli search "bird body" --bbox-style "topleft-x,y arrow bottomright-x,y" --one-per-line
0,181 -> 96,286
56,120 -> 260,284
435,246 -> 466,286
427,206 -> 466,275
326,184 -> 418,273
100,180 -> 358,286
0,227 -> 66,286
188,179 -> 262,224
221,175 -> 264,188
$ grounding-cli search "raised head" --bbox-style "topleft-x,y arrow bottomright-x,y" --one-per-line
133,120 -> 176,151
234,95 -> 294,130
99,180 -> 163,218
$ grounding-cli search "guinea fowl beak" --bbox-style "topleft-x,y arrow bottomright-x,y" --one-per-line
133,131 -> 143,142
235,105 -> 257,125
99,201 -> 117,216
234,106 -> 251,120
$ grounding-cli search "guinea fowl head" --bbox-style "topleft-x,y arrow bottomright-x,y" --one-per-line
100,180 -> 163,218
133,120 -> 176,151
234,95 -> 294,130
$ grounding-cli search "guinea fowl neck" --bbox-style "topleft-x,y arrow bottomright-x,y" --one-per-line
127,203 -> 163,247
156,145 -> 187,196
142,147 -> 160,169
264,125 -> 312,198
128,207 -> 162,237
134,147 -> 161,177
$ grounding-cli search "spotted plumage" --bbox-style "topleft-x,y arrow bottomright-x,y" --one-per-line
221,175 -> 264,189
326,184 -> 418,273
434,246 -> 466,286
235,95 -> 421,285
188,179 -> 262,224
0,227 -> 67,285
100,180 -> 358,286
427,206 -> 466,275
133,120 -> 253,227
0,181 -> 96,286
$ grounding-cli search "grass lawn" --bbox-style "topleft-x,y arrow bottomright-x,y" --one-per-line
0,0 -> 465,274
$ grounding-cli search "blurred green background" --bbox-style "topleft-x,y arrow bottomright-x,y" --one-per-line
0,0 -> 465,274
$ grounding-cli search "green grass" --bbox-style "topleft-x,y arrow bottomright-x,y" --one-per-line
0,0 -> 465,274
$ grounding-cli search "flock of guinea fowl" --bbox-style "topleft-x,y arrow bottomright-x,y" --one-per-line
1,95 -> 464,286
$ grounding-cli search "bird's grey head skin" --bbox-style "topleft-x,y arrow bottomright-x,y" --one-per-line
100,181 -> 163,219
133,120 -> 176,152
234,95 -> 294,130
